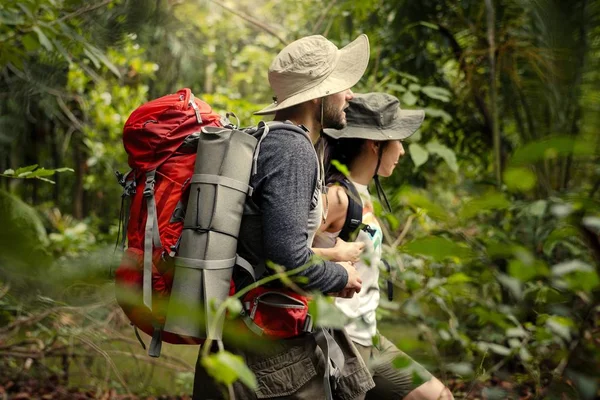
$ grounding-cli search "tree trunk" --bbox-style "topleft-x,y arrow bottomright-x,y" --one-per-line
485,0 -> 501,186
73,137 -> 86,219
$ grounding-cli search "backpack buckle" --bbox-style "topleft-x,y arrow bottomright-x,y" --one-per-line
143,171 -> 156,197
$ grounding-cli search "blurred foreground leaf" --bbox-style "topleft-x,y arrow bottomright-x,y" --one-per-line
201,350 -> 257,390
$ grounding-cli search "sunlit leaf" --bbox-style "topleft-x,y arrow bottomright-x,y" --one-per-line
32,26 -> 53,51
503,167 -> 536,191
545,316 -> 574,341
552,260 -> 594,276
459,192 -> 510,220
421,86 -> 451,102
477,341 -> 511,356
408,143 -> 428,168
308,294 -> 348,329
392,355 -> 412,369
401,237 -> 472,262
508,136 -> 594,166
582,216 -> 600,234
445,362 -> 474,376
446,272 -> 472,284
201,350 -> 257,389
14,164 -> 38,175
425,141 -> 458,172
424,107 -> 452,123
402,91 -> 418,106
397,188 -> 450,222
508,259 -> 549,282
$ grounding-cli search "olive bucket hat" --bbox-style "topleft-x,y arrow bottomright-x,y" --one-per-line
323,92 -> 425,140
255,35 -> 370,115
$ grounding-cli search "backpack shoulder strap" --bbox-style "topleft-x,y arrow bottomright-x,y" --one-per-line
335,178 -> 363,242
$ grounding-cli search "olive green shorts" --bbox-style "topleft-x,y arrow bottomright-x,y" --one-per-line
354,333 -> 433,399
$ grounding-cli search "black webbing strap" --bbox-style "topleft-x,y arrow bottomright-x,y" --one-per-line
336,178 -> 364,241
382,259 -> 394,301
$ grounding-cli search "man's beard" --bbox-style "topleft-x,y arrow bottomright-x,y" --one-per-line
320,99 -> 346,130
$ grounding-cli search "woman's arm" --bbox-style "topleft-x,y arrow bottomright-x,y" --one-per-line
312,237 -> 364,263
312,185 -> 365,262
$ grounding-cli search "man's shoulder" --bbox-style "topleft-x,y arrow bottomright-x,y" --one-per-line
261,123 -> 314,154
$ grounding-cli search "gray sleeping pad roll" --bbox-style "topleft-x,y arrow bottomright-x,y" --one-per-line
164,126 -> 257,340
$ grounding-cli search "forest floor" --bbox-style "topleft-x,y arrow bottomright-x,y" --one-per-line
0,374 -> 541,400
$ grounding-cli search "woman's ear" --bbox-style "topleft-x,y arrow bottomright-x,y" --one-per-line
367,140 -> 380,155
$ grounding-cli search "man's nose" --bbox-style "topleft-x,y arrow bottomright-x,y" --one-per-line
346,89 -> 354,101
399,142 -> 405,157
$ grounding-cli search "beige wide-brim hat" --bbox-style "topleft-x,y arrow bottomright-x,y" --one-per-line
255,34 -> 370,115
324,93 -> 425,140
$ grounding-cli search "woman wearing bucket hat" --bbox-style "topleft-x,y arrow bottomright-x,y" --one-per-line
314,93 -> 454,400
193,34 -> 377,400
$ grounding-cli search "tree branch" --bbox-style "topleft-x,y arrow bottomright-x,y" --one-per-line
209,0 -> 287,45
312,0 -> 338,35
52,0 -> 114,26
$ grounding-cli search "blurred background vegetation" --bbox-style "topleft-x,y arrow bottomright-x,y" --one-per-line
1,0 -> 599,398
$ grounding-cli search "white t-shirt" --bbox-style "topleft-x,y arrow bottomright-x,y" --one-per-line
313,181 -> 383,346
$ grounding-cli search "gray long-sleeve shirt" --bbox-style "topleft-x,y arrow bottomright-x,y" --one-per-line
236,124 -> 348,294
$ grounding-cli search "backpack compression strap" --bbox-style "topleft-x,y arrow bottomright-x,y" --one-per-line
336,178 -> 364,242
143,170 -> 162,310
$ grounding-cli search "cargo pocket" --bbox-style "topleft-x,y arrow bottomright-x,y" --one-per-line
254,356 -> 317,398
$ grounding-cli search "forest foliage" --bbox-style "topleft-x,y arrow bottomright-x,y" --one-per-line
1,0 -> 599,399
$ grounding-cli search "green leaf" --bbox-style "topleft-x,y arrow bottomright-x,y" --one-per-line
224,298 -> 243,318
445,362 -> 474,376
22,33 -> 40,52
401,237 -> 472,262
552,260 -> 594,276
477,341 -> 511,356
27,168 -> 57,178
508,259 -> 549,282
308,294 -> 349,329
425,141 -> 458,172
397,189 -> 450,222
392,355 -> 412,369
496,274 -> 523,299
85,44 -> 121,78
545,316 -> 574,341
503,167 -> 536,191
32,26 -> 53,51
424,107 -> 452,123
408,143 -> 428,169
582,216 -> 600,234
446,272 -> 471,284
459,192 -> 510,220
14,164 -> 38,175
330,159 -> 350,177
408,83 -> 421,92
387,83 -> 407,93
420,86 -> 451,102
401,91 -> 418,106
201,350 -> 257,389
419,21 -> 440,30
508,136 -> 594,167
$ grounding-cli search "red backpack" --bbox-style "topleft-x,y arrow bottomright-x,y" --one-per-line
115,88 -> 223,356
115,90 -> 316,357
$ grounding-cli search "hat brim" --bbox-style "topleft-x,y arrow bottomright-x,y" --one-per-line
323,109 -> 425,140
254,34 -> 370,115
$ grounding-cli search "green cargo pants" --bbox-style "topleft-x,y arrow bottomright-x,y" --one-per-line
193,328 -> 375,400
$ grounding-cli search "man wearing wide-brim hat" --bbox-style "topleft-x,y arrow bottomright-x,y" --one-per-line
192,34 -> 376,399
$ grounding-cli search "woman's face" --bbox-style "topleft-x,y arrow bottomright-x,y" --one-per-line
376,140 -> 405,177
